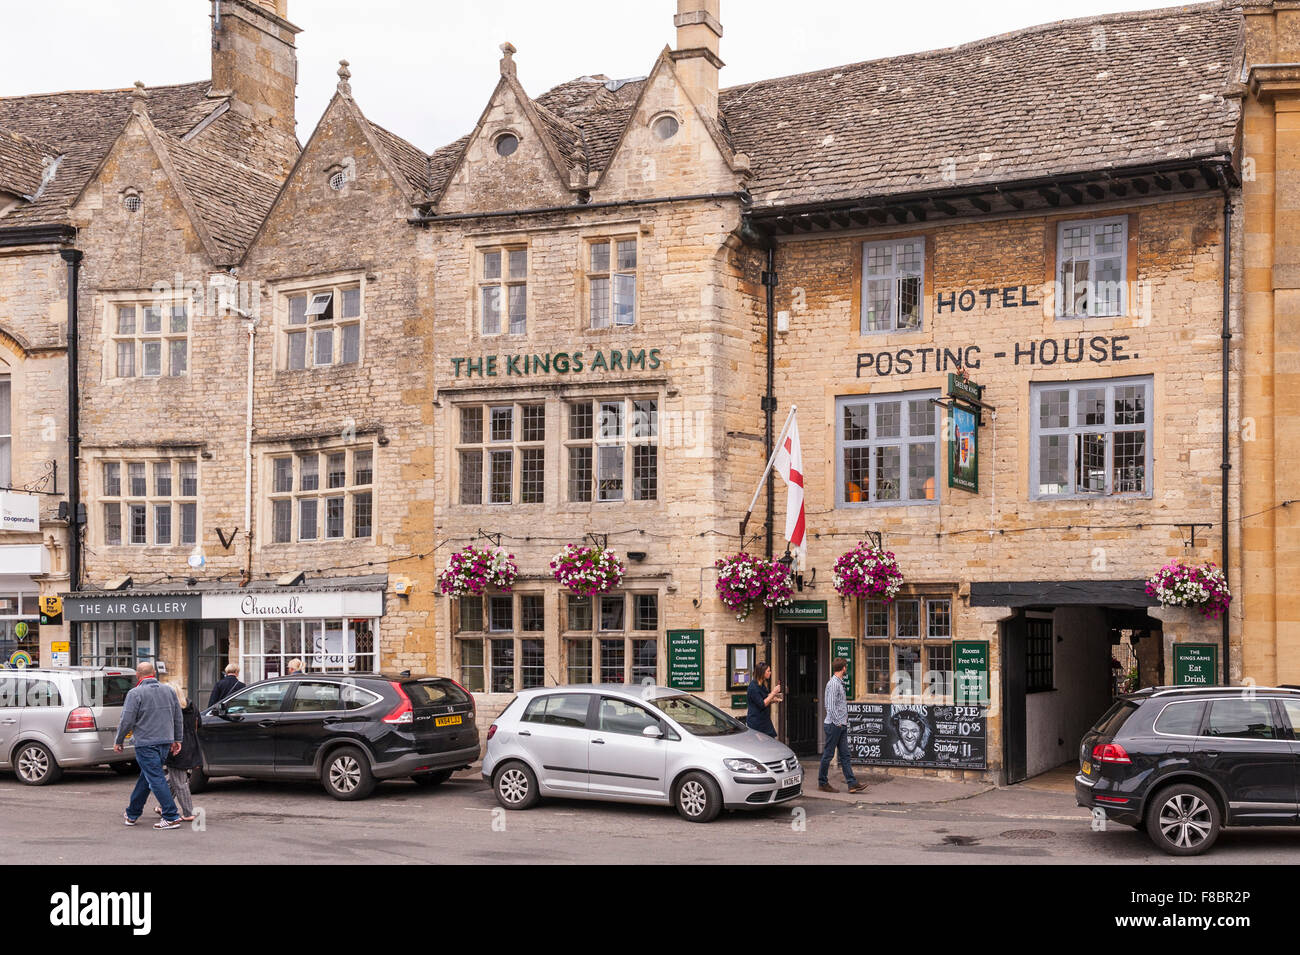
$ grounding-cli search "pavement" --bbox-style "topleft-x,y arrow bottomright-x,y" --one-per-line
5,759 -> 1300,865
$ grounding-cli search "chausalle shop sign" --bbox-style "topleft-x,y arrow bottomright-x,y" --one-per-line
856,334 -> 1140,378
449,348 -> 664,379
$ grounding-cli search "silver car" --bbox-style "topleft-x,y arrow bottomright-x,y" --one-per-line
483,684 -> 804,822
0,667 -> 138,785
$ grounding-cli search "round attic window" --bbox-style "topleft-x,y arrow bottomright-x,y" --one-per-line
652,115 -> 680,141
495,133 -> 519,157
123,194 -> 143,213
329,170 -> 348,191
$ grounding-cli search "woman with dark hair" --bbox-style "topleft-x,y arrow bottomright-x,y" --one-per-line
746,662 -> 781,738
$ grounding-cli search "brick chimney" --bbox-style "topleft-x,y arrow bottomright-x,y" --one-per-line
671,0 -> 723,118
210,0 -> 300,163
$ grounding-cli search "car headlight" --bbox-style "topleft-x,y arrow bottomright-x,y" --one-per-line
724,757 -> 767,774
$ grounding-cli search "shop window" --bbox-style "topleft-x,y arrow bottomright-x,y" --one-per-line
99,457 -> 198,547
283,282 -> 363,370
565,397 -> 657,503
78,621 -> 156,668
239,617 -> 376,680
0,591 -> 41,667
1026,617 -> 1054,693
860,237 -> 924,333
456,402 -> 545,506
587,238 -> 637,328
862,596 -> 954,699
564,592 -> 658,686
1057,216 -> 1127,318
479,246 -> 528,335
835,392 -> 939,507
110,299 -> 190,379
267,446 -> 374,543
1031,376 -> 1152,499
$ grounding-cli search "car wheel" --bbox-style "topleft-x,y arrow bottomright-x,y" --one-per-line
188,766 -> 210,794
321,746 -> 376,801
1146,783 -> 1221,856
14,742 -> 62,786
673,771 -> 722,823
411,768 -> 455,787
493,761 -> 539,810
108,760 -> 137,775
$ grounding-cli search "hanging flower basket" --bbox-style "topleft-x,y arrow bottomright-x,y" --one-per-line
437,544 -> 518,599
550,543 -> 625,596
832,541 -> 904,601
1145,560 -> 1231,619
714,553 -> 795,622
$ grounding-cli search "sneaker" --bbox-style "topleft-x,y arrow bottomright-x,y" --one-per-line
154,818 -> 182,830
123,812 -> 138,827
848,783 -> 868,794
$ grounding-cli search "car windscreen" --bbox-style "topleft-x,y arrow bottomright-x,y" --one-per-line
1091,699 -> 1139,738
647,693 -> 744,737
74,675 -> 135,708
404,679 -> 472,708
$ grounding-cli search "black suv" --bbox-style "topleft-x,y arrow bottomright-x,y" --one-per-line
1076,685 -> 1300,855
193,673 -> 479,800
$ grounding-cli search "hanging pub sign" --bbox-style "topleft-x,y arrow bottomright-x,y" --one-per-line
947,373 -> 982,494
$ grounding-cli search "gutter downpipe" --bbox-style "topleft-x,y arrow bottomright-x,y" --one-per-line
1221,189 -> 1232,686
762,244 -> 778,662
59,248 -> 83,594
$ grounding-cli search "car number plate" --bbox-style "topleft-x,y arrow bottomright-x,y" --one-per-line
1081,761 -> 1091,776
782,774 -> 801,787
435,714 -> 463,727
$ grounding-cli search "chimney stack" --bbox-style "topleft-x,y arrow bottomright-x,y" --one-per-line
671,0 -> 723,118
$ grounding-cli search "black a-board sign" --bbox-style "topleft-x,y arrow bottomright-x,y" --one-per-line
846,702 -> 987,770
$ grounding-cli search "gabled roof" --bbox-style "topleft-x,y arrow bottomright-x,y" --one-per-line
365,117 -> 432,200
0,125 -> 55,198
720,2 -> 1243,210
0,81 -> 223,226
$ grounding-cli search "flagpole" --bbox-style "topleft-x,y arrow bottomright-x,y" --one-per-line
738,404 -> 797,542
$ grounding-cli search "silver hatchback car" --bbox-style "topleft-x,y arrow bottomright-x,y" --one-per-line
483,684 -> 804,822
0,667 -> 138,785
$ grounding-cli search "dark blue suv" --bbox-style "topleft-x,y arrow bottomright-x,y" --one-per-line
1076,686 -> 1300,855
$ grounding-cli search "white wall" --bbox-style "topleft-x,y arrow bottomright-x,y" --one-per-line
1024,606 -> 1115,778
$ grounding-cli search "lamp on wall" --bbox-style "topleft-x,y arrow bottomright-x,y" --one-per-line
277,571 -> 306,587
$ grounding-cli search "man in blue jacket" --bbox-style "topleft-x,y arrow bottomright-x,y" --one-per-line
114,661 -> 184,829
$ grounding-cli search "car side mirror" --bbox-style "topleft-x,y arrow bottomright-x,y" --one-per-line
642,724 -> 664,739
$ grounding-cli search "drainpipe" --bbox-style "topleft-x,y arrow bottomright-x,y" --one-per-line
761,245 -> 778,659
1220,190 -> 1232,686
59,249 -> 83,593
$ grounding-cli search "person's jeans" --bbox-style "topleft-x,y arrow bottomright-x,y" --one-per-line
126,743 -> 179,822
818,723 -> 858,786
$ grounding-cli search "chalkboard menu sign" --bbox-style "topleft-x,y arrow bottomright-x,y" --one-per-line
666,629 -> 704,691
846,702 -> 987,770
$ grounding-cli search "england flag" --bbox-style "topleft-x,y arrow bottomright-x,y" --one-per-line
772,413 -> 806,567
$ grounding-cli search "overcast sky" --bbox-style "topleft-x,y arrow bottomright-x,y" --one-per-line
2,0 -> 1176,152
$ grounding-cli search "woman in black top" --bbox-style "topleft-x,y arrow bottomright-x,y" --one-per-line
746,662 -> 781,738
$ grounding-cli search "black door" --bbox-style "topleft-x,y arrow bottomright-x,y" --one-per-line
199,680 -> 292,774
274,679 -> 370,777
188,621 -> 230,709
784,628 -> 820,756
1002,614 -> 1028,784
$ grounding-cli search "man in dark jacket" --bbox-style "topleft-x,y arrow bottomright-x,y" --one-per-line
114,662 -> 183,829
208,663 -> 245,707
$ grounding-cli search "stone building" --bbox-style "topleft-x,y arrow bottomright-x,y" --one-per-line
2,0 -> 1297,784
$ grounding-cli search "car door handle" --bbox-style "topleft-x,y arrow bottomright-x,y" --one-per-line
1203,751 -> 1219,759
518,730 -> 531,736
257,720 -> 278,728
591,738 -> 606,745
0,719 -> 15,725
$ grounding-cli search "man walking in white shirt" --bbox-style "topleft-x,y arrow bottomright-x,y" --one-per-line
818,657 -> 866,793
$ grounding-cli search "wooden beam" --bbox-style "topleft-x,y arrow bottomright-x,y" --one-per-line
1200,165 -> 1221,189
1061,184 -> 1083,204
1154,173 -> 1172,191
775,218 -> 795,235
849,211 -> 872,226
1002,191 -> 1025,210
1086,184 -> 1105,200
810,213 -> 831,229
1108,180 -> 1129,197
1131,178 -> 1150,195
933,200 -> 960,216
907,205 -> 927,222
831,212 -> 852,228
889,207 -> 909,224
1178,171 -> 1197,190
1038,188 -> 1062,207
968,195 -> 991,213
869,209 -> 889,225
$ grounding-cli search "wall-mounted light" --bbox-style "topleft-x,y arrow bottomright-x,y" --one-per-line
627,551 -> 647,562
277,571 -> 306,587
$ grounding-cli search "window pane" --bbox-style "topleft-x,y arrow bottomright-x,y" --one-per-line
569,401 -> 593,440
481,286 -> 501,335
907,442 -> 935,501
482,251 -> 501,281
1038,435 -> 1069,495
520,595 -> 545,632
897,276 -> 921,329
843,447 -> 869,504
613,273 -> 635,326
599,595 -> 624,631
865,645 -> 891,695
567,639 -> 592,684
1114,432 -> 1146,493
169,339 -> 187,376
616,240 -> 636,270
1079,433 -> 1106,493
340,288 -> 361,318
287,331 -> 306,370
141,306 -> 162,333
908,399 -> 935,437
153,462 -> 172,496
633,594 -> 658,631
353,492 -> 372,538
631,399 -> 658,439
631,640 -> 656,685
1079,387 -> 1106,426
1206,700 -> 1277,740
460,640 -> 484,692
116,305 -> 136,334
590,242 -> 610,272
843,403 -> 869,442
632,445 -> 657,501
459,450 -> 483,505
459,597 -> 484,633
489,596 -> 513,633
927,599 -> 952,638
154,504 -> 171,545
117,341 -> 135,377
142,341 -> 162,377
521,404 -> 545,442
460,406 -> 483,445
104,503 -> 121,545
273,457 -> 293,493
521,639 -> 544,689
864,600 -> 889,638
354,449 -> 373,485
314,327 -> 333,365
169,306 -> 187,333
874,401 -> 901,439
568,596 -> 592,632
599,401 -> 624,439
520,448 -> 544,504
508,285 -> 526,335
599,639 -> 625,684
288,296 -> 307,325
327,453 -> 346,489
873,445 -> 901,501
489,450 -> 512,504
508,249 -> 527,280
490,406 -> 513,442
864,277 -> 892,332
299,455 -> 318,491
1114,384 -> 1145,425
896,600 -> 920,638
272,499 -> 291,543
1039,389 -> 1070,429
340,324 -> 360,364
298,498 -> 317,540
179,502 -> 197,545
129,504 -> 147,544
567,446 -> 592,502
590,276 -> 610,328
103,462 -> 121,497
326,496 -> 344,538
597,445 -> 623,502
129,463 -> 146,497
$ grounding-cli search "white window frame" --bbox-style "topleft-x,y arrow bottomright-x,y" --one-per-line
834,391 -> 940,507
238,617 -> 378,680
860,237 -> 924,333
587,237 -> 638,329
1030,375 -> 1153,500
478,245 -> 528,336
265,445 -> 375,544
280,279 -> 365,371
1056,215 -> 1128,318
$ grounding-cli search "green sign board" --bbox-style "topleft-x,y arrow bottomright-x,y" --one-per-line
948,401 -> 979,493
731,693 -> 748,710
953,640 -> 990,704
1173,644 -> 1219,687
775,600 -> 828,622
947,372 -> 984,406
666,629 -> 704,691
830,637 -> 855,699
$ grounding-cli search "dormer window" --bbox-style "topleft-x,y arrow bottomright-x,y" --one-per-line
651,114 -> 679,141
494,133 -> 519,157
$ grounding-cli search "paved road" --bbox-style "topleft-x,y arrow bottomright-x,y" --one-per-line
3,768 -> 1298,864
